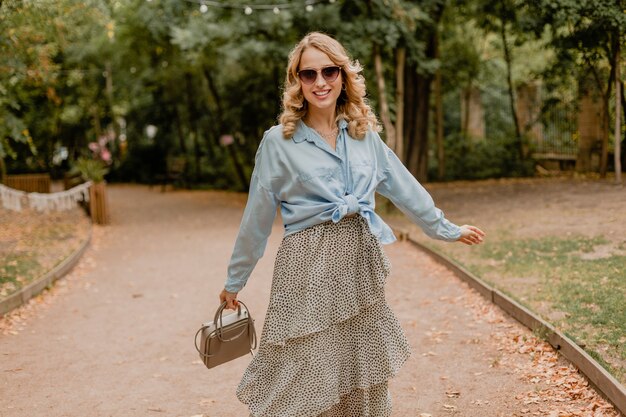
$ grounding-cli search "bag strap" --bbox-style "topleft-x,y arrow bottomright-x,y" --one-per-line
215,300 -> 254,342
194,300 -> 257,357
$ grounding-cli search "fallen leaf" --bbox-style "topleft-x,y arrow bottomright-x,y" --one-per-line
445,390 -> 461,398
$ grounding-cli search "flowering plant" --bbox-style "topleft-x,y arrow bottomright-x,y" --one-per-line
88,133 -> 113,165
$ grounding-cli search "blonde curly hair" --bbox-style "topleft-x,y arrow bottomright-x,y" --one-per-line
279,32 -> 380,140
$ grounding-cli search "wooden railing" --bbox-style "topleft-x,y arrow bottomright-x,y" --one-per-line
4,173 -> 51,193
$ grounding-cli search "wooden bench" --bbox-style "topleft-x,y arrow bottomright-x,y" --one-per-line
153,157 -> 187,192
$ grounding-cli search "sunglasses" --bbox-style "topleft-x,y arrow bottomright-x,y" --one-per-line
297,66 -> 341,85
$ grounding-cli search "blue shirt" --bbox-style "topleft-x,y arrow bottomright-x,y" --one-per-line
224,119 -> 461,293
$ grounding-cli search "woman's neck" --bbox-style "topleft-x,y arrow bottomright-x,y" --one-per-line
304,108 -> 336,131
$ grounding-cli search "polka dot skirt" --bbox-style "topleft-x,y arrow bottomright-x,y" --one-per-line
236,216 -> 411,417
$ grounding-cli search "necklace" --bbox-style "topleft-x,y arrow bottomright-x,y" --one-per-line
311,125 -> 339,142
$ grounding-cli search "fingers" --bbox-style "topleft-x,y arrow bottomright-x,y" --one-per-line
458,225 -> 486,245
228,298 -> 239,310
468,225 -> 486,237
219,289 -> 239,310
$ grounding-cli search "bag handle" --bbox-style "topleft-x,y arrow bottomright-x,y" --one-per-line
194,300 -> 257,357
214,300 -> 254,342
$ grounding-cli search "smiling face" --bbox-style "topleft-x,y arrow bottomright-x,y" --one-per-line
298,47 -> 342,116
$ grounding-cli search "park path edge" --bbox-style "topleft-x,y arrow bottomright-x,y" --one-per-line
390,225 -> 626,415
0,229 -> 92,316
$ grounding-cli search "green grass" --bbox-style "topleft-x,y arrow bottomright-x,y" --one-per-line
0,253 -> 42,296
0,208 -> 90,300
431,236 -> 626,384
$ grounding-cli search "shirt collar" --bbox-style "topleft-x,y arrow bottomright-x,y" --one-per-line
292,118 -> 349,144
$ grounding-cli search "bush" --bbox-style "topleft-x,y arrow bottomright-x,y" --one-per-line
69,157 -> 109,183
429,132 -> 534,181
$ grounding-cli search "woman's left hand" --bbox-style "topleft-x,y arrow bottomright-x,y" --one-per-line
457,225 -> 486,245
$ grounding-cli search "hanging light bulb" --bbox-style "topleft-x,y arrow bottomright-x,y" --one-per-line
306,4 -> 314,12
244,6 -> 253,15
199,3 -> 208,13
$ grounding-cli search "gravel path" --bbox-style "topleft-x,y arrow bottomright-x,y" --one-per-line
0,185 -> 618,417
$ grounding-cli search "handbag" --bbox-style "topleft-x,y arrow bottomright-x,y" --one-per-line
194,300 -> 257,369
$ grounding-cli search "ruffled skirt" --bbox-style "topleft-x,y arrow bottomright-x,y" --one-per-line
236,216 -> 411,417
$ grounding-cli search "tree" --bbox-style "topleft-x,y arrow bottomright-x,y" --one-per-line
526,0 -> 626,176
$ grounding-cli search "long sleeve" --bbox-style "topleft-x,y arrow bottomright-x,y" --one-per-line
375,141 -> 461,242
223,136 -> 280,293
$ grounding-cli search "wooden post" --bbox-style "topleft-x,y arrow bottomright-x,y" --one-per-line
89,182 -> 110,225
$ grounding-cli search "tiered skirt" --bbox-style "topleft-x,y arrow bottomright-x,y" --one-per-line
236,216 -> 411,417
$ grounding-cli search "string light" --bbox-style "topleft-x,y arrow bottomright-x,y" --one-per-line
160,0 -> 330,13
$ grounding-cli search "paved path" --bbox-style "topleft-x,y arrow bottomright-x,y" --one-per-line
0,185 -> 618,417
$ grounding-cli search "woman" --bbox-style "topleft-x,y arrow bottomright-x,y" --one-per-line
219,32 -> 485,417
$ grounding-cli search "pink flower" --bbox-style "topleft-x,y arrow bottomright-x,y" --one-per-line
220,134 -> 234,146
100,149 -> 112,164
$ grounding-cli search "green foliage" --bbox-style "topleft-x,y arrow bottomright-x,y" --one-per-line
430,132 -> 534,180
1,0 -> 622,184
70,157 -> 109,183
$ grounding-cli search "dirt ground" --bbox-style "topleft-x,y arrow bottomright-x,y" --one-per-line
388,176 -> 626,246
0,184 -> 620,417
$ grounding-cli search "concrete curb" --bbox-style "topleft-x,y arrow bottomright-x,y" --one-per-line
0,229 -> 92,316
392,227 -> 626,415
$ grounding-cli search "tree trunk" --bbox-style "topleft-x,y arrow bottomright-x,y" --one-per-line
614,43 -> 622,184
621,80 -> 626,170
576,81 -> 603,172
600,35 -> 621,178
403,61 -> 416,166
374,45 -> 396,149
403,1 -> 444,182
406,68 -> 432,182
174,106 -> 188,154
185,73 -> 202,182
461,82 -> 472,138
395,47 -> 405,160
203,67 -> 249,190
434,28 -> 445,180
499,16 -> 523,160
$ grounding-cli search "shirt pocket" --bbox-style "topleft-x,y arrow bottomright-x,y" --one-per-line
350,160 -> 376,190
297,166 -> 343,194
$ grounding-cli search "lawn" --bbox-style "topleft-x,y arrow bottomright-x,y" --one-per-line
0,207 -> 91,300
383,177 -> 626,385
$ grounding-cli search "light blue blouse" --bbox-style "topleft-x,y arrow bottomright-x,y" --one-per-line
224,119 -> 461,293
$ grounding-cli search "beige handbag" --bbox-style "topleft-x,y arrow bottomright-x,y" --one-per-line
194,300 -> 257,369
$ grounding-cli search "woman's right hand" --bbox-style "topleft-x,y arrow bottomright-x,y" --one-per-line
219,288 -> 239,310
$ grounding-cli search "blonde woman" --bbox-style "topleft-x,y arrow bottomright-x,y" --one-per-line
219,32 -> 485,417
